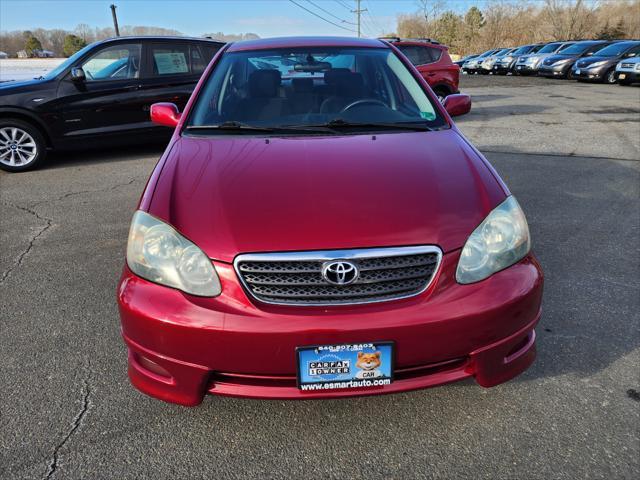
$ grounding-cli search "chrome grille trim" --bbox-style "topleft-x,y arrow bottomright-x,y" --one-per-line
234,246 -> 442,306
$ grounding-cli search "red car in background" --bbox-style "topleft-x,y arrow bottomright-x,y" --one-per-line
384,37 -> 460,101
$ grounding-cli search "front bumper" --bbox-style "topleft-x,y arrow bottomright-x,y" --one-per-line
118,251 -> 544,405
572,66 -> 606,81
513,63 -> 537,74
616,70 -> 639,82
492,63 -> 514,73
538,63 -> 571,77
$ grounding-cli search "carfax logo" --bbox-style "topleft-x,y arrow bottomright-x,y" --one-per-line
307,354 -> 350,380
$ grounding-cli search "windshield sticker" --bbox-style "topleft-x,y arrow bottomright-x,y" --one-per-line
420,111 -> 436,120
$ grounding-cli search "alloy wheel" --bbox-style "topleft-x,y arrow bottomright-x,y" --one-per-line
0,126 -> 38,167
606,70 -> 616,84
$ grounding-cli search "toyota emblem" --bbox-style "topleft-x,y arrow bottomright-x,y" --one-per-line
322,261 -> 359,285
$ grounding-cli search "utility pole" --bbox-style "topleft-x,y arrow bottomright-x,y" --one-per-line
110,4 -> 120,37
352,0 -> 367,38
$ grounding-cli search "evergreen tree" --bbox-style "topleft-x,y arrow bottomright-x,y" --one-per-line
24,36 -> 42,57
63,34 -> 87,57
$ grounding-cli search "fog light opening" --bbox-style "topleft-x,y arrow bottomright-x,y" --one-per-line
133,352 -> 173,380
504,330 -> 536,364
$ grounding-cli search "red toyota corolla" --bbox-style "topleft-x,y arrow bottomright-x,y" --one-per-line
117,37 -> 543,406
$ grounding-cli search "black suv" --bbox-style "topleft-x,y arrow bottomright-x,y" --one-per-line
0,36 -> 224,171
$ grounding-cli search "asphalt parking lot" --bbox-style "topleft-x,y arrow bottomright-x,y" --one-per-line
1,75 -> 639,479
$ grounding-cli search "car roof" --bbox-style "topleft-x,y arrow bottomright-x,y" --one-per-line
608,40 -> 640,47
226,36 -> 385,52
97,36 -> 225,45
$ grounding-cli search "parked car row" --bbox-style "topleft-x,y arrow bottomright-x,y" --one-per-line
461,39 -> 640,85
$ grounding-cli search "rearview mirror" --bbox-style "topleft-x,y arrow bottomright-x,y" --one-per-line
150,103 -> 181,128
294,61 -> 332,72
70,67 -> 86,82
443,94 -> 472,117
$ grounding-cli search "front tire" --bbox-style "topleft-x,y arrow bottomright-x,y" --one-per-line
604,69 -> 616,84
0,119 -> 46,172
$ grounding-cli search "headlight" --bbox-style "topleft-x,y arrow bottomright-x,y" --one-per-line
635,63 -> 640,71
504,56 -> 514,62
553,59 -> 570,66
587,61 -> 606,68
456,196 -> 531,284
126,211 -> 221,296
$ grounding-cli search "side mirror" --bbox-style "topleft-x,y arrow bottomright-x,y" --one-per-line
443,94 -> 472,117
150,103 -> 181,128
70,67 -> 86,82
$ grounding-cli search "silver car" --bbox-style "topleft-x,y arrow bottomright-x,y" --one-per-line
480,48 -> 516,73
515,41 -> 576,75
615,56 -> 640,85
462,49 -> 501,74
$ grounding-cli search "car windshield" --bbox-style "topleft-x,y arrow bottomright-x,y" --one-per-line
479,49 -> 497,57
560,43 -> 596,55
557,42 -> 575,52
593,42 -> 637,57
496,49 -> 512,56
538,43 -> 561,54
42,43 -> 94,79
511,45 -> 532,55
187,47 -> 446,132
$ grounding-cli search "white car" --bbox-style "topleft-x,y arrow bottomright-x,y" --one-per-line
615,56 -> 640,85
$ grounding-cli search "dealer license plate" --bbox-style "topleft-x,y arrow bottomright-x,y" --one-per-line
619,73 -> 626,79
297,342 -> 394,391
575,69 -> 581,75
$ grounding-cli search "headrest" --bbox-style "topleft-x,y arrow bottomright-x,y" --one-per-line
323,70 -> 364,96
249,69 -> 281,98
292,77 -> 314,93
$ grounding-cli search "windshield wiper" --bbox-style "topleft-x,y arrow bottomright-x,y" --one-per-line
185,121 -> 333,134
318,118 -> 435,131
184,121 -> 277,132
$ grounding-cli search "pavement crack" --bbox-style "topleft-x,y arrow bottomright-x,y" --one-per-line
44,375 -> 92,480
0,202 -> 53,285
1,177 -> 140,285
31,177 -> 141,207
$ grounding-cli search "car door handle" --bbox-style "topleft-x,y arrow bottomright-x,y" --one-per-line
124,85 -> 141,91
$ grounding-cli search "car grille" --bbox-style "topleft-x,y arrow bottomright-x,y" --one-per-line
620,62 -> 634,69
234,246 -> 442,306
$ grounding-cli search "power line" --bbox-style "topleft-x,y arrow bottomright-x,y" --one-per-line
334,0 -> 351,11
289,0 -> 356,33
365,0 -> 386,35
307,0 -> 357,25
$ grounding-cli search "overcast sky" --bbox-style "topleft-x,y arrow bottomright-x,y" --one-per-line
1,0 -> 497,37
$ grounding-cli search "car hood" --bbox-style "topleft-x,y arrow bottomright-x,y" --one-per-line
543,53 -> 578,64
576,56 -> 617,67
0,77 -> 53,93
147,130 -> 506,263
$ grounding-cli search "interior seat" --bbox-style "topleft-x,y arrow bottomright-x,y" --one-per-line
289,78 -> 318,115
319,70 -> 365,114
234,70 -> 288,122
